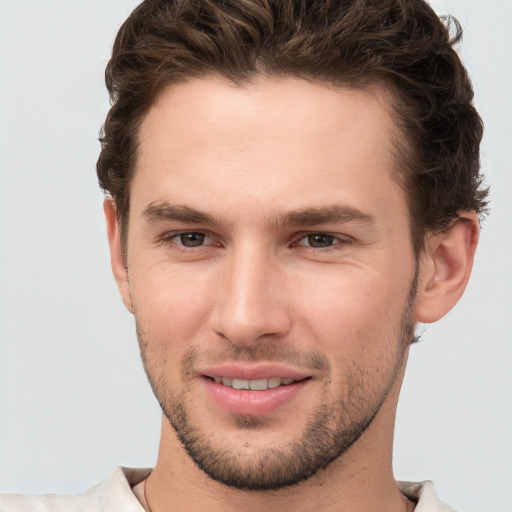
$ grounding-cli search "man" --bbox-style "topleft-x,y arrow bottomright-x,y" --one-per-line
0,0 -> 488,510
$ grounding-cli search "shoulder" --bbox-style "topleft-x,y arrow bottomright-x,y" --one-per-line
0,492 -> 96,512
399,480 -> 461,512
0,467 -> 150,512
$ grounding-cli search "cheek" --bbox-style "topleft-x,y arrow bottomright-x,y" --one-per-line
291,264 -> 412,353
292,269 -> 412,403
129,261 -> 217,347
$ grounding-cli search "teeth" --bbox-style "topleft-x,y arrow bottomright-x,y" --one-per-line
249,379 -> 268,391
221,377 -> 232,387
268,377 -> 281,389
232,378 -> 249,390
212,376 -> 297,390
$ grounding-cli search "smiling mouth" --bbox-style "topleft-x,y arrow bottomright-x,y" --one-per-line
209,376 -> 307,391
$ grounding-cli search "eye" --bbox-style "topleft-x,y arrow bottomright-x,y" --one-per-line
158,230 -> 222,258
170,232 -> 210,247
298,233 -> 339,248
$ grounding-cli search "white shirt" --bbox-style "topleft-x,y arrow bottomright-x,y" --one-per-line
0,467 -> 458,511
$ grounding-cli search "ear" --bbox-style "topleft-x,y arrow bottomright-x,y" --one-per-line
104,198 -> 134,314
414,212 -> 479,323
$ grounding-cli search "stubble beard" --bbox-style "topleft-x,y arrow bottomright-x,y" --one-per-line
136,270 -> 418,492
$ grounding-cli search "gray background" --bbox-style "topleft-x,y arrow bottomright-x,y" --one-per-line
0,1 -> 511,511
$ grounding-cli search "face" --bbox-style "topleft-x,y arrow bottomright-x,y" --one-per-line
120,77 -> 419,490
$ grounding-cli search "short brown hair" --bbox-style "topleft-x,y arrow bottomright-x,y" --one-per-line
97,0 -> 488,253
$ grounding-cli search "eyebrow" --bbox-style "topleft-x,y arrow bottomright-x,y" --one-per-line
280,205 -> 375,227
142,201 -> 375,228
142,201 -> 221,225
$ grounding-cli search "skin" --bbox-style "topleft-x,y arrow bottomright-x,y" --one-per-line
105,77 -> 479,512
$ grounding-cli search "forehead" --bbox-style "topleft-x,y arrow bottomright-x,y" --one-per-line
138,77 -> 397,160
133,77 -> 406,227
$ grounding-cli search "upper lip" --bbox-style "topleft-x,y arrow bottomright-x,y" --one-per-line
198,363 -> 311,381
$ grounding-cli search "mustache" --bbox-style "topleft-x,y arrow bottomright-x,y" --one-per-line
182,344 -> 330,374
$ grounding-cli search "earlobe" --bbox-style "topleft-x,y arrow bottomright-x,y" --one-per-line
103,198 -> 134,314
414,212 -> 480,323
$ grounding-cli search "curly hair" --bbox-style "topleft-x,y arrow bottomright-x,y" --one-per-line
97,0 -> 488,253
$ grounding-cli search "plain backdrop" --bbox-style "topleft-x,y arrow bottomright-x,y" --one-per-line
0,1 -> 511,511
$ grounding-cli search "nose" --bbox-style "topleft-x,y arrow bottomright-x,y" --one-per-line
209,246 -> 291,346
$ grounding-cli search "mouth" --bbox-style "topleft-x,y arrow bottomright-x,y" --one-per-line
201,370 -> 312,416
209,376 -> 306,391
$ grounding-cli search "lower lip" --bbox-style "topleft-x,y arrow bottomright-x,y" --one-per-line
202,378 -> 310,416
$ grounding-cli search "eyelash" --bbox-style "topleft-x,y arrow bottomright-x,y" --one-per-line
293,233 -> 351,250
160,231 -> 351,252
160,231 -> 218,252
